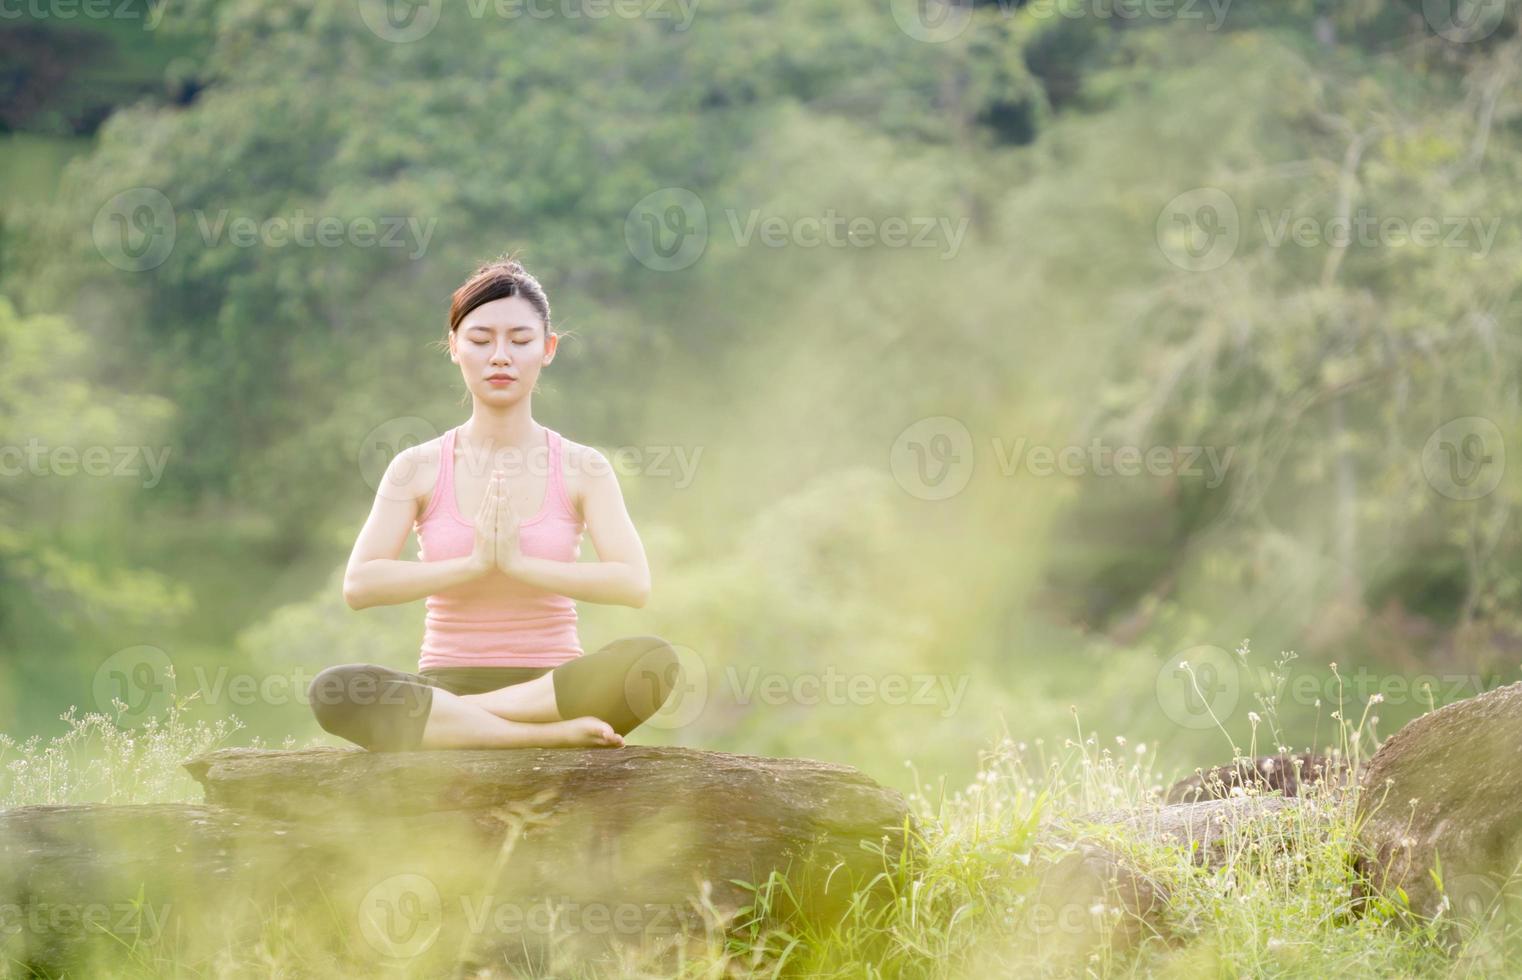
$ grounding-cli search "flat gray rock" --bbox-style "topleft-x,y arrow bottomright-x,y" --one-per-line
0,746 -> 916,975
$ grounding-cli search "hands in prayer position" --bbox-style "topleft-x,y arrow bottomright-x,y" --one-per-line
469,470 -> 526,577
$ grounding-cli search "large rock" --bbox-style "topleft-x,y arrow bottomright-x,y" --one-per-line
1025,796 -> 1307,961
1355,680 -> 1522,921
0,746 -> 916,976
182,746 -> 912,915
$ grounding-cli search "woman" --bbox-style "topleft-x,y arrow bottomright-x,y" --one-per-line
307,254 -> 681,751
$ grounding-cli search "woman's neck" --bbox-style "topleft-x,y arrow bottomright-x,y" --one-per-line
460,402 -> 539,453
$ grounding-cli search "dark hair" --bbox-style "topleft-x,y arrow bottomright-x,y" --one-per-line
446,250 -> 552,338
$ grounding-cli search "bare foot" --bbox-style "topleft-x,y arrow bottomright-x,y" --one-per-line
416,689 -> 626,750
548,716 -> 624,749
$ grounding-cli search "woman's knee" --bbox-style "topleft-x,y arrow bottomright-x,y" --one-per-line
554,635 -> 683,733
307,663 -> 373,733
633,636 -> 680,703
602,634 -> 681,705
306,663 -> 431,748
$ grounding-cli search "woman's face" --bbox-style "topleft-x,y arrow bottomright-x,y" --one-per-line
450,294 -> 556,404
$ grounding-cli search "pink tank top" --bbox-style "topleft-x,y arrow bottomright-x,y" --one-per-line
413,423 -> 585,669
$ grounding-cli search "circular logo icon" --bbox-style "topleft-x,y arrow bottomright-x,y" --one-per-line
1156,645 -> 1240,730
1156,187 -> 1240,272
358,873 -> 443,960
93,188 -> 175,272
890,415 -> 975,501
1422,0 -> 1507,43
93,645 -> 176,722
888,0 -> 974,42
1422,416 -> 1505,501
626,641 -> 708,731
624,187 -> 707,272
1445,872 -> 1503,923
357,0 -> 442,42
357,416 -> 440,500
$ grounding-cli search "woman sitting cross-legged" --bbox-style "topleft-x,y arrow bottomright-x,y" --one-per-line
307,253 -> 682,751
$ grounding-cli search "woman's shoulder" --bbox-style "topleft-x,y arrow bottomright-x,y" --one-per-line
554,434 -> 615,520
392,432 -> 450,518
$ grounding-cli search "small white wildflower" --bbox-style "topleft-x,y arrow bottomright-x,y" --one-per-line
1248,711 -> 1261,725
1115,735 -> 1127,747
1369,693 -> 1385,704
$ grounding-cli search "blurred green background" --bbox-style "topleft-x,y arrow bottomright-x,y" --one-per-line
3,0 -> 1520,796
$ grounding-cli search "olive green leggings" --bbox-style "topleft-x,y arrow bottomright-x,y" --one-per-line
306,635 -> 681,751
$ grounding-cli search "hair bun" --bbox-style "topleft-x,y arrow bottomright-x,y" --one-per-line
448,250 -> 552,335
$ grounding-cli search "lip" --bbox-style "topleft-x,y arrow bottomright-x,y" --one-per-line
486,376 -> 517,385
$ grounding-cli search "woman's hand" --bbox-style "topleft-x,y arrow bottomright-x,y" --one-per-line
468,471 -> 502,575
495,479 -> 525,574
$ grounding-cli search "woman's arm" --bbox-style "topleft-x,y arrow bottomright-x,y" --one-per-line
499,447 -> 651,608
342,447 -> 495,610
